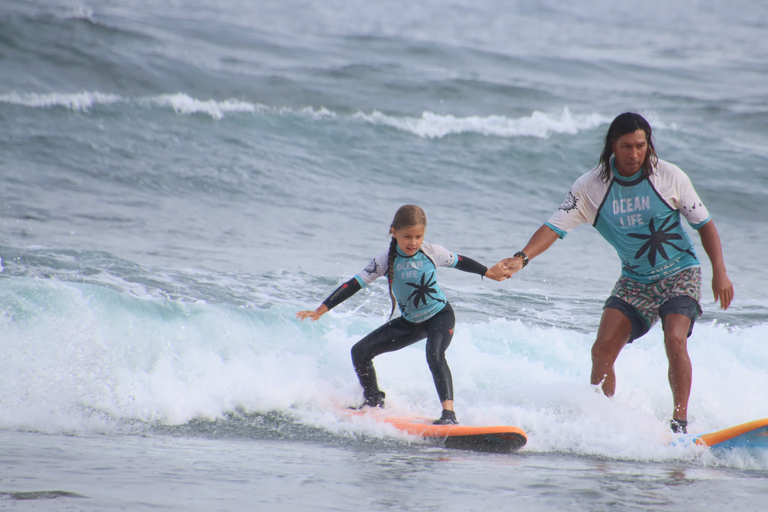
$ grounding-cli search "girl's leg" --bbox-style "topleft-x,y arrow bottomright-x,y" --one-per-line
424,304 -> 456,406
350,318 -> 425,406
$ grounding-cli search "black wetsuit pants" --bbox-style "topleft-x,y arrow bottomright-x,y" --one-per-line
351,303 -> 456,403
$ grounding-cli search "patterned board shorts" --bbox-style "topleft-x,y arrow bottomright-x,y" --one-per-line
607,267 -> 702,339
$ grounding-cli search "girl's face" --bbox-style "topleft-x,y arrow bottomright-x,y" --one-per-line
391,224 -> 425,256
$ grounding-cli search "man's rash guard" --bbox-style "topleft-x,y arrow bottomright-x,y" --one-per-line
545,158 -> 711,284
322,242 -> 487,323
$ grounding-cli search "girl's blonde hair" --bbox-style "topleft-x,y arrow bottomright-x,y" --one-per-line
386,205 -> 427,318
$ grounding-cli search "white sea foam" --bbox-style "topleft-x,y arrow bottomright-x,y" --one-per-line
1,276 -> 765,466
354,107 -> 611,139
0,91 -> 123,110
1,89 -> 603,135
148,93 -> 267,120
64,5 -> 94,20
148,95 -> 337,120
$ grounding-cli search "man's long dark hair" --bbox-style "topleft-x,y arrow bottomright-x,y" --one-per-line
598,112 -> 658,182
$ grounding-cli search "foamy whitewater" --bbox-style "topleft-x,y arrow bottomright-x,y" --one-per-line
2,0 -> 768,510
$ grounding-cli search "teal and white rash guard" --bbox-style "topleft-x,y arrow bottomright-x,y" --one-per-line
320,242 -> 487,322
545,158 -> 711,284
354,242 -> 460,323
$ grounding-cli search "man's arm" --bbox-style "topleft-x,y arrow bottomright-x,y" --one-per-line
697,220 -> 734,310
492,225 -> 560,278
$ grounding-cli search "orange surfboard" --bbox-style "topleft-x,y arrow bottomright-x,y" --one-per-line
346,410 -> 527,453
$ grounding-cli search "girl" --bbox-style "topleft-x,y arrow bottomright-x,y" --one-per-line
296,204 -> 506,424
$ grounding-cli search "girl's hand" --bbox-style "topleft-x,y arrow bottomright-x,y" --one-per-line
296,304 -> 329,321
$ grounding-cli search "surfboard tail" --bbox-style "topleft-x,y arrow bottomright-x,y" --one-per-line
443,432 -> 527,453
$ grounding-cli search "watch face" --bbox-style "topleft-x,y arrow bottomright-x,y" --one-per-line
558,190 -> 578,212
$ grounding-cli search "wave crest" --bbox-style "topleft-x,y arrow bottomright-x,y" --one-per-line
0,90 -> 607,137
0,91 -> 123,110
355,107 -> 610,139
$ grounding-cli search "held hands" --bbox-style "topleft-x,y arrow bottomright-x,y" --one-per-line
299,257 -> 527,318
296,304 -> 329,321
484,263 -> 510,281
488,256 -> 526,280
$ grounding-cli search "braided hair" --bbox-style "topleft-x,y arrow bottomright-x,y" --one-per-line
598,112 -> 658,183
386,205 -> 427,319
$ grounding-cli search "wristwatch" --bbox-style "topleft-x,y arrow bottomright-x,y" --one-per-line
513,251 -> 529,267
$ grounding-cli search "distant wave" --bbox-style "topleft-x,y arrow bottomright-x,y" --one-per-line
0,91 -> 123,110
0,90 -> 607,137
144,94 -> 268,119
61,5 -> 95,21
0,91 -> 334,120
355,107 -> 610,139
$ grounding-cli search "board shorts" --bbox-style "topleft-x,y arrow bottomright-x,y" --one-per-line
604,267 -> 702,343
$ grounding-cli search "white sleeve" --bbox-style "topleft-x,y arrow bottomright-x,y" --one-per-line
652,160 -> 711,228
420,242 -> 458,268
545,169 -> 603,237
354,250 -> 389,286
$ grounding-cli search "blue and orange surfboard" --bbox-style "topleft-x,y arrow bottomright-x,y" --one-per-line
691,417 -> 768,450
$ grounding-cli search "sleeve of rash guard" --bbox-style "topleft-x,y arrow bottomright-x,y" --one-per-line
454,255 -> 488,277
545,173 -> 596,238
321,278 -> 363,311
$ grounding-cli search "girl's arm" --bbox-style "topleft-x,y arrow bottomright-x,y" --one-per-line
455,255 -> 507,282
296,278 -> 363,321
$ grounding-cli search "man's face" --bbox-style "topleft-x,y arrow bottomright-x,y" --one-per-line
612,129 -> 648,177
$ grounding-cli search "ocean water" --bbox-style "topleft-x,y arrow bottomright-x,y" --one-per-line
2,0 -> 768,510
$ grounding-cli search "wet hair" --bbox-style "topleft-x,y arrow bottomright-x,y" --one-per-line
386,205 -> 427,319
598,112 -> 658,182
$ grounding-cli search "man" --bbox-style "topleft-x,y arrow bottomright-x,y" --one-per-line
494,112 -> 733,433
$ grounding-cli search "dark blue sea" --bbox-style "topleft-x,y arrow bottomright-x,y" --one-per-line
2,0 -> 768,510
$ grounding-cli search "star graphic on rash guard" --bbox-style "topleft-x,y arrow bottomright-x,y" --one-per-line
406,272 -> 444,308
628,217 -> 694,267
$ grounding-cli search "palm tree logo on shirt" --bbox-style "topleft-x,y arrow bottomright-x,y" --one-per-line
406,272 -> 444,308
628,217 -> 694,266
621,257 -> 640,274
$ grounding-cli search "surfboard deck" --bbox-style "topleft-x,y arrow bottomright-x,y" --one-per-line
345,410 -> 527,453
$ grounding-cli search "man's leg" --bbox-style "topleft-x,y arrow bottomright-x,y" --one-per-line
662,313 -> 693,422
591,308 -> 633,396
